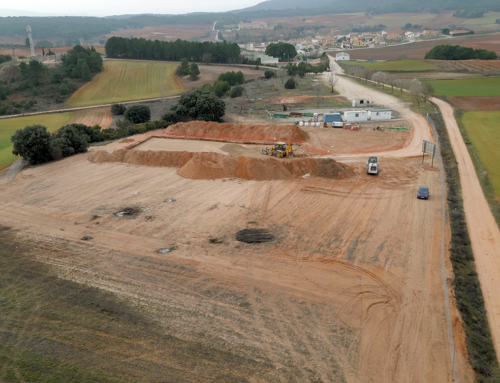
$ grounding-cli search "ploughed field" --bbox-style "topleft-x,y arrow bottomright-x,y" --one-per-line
0,121 -> 469,382
341,59 -> 436,72
67,60 -> 185,107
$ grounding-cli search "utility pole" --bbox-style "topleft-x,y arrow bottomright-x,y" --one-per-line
26,25 -> 35,57
12,47 -> 16,62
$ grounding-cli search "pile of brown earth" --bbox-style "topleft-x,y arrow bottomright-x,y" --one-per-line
89,150 -> 354,181
166,121 -> 310,143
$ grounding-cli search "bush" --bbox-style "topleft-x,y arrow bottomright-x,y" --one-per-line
53,126 -> 88,157
217,71 -> 245,86
178,58 -> 190,76
59,84 -> 69,95
264,70 -> 274,79
165,89 -> 225,123
189,63 -> 200,80
111,103 -> 126,115
11,125 -> 54,165
229,85 -> 244,98
161,111 -> 178,125
124,105 -> 151,124
285,78 -> 296,89
213,81 -> 231,97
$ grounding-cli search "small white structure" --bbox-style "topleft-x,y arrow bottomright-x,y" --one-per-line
368,109 -> 392,121
344,110 -> 368,122
352,98 -> 370,107
336,52 -> 350,61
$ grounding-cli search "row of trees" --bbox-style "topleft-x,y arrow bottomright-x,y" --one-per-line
343,64 -> 435,107
425,45 -> 498,60
105,37 -> 241,64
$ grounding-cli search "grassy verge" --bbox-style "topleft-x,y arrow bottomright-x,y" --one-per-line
428,108 -> 500,382
346,75 -> 434,115
454,110 -> 500,228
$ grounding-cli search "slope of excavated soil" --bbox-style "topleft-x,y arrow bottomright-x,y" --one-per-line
166,121 -> 310,142
89,149 -> 354,181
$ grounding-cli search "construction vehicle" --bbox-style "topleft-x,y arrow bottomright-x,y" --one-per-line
262,142 -> 293,158
366,156 -> 379,175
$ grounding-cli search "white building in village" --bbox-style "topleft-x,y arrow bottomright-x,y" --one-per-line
336,52 -> 350,61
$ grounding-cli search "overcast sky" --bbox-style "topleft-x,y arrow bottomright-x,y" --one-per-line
3,0 -> 265,17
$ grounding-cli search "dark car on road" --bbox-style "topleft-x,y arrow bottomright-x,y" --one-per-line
417,185 -> 429,199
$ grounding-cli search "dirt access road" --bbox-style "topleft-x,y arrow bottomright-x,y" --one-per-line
434,97 -> 500,362
326,59 -> 434,160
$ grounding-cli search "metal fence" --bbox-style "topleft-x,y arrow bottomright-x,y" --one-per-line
2,159 -> 28,185
426,113 -> 461,383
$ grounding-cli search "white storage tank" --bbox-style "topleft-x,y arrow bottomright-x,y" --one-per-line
344,110 -> 368,122
368,109 -> 392,121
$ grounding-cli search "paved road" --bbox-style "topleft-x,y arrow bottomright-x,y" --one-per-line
434,97 -> 500,363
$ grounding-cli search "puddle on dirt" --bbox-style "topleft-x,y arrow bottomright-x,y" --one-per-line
164,198 -> 176,203
236,229 -> 274,244
81,236 -> 93,241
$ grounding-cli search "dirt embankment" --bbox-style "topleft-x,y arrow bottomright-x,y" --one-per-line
89,149 -> 354,181
166,121 -> 310,143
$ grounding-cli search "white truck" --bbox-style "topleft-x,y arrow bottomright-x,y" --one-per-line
366,156 -> 379,175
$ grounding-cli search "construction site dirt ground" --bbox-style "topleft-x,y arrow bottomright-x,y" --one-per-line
0,135 -> 472,381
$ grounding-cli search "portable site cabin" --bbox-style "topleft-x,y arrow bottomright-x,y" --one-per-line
368,109 -> 392,121
344,110 -> 368,122
352,98 -> 370,107
323,113 -> 343,127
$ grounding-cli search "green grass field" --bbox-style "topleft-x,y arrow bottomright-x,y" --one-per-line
461,11 -> 500,25
0,113 -> 74,169
462,111 -> 500,196
423,77 -> 500,96
341,60 -> 436,71
67,60 -> 186,107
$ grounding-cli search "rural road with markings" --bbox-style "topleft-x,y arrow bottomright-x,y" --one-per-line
434,97 -> 500,363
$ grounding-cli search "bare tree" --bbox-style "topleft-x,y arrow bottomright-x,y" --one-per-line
386,74 -> 396,93
394,78 -> 408,97
277,69 -> 287,84
202,53 -> 212,64
360,67 -> 372,83
328,71 -> 338,93
409,79 -> 424,107
313,81 -> 324,106
421,83 -> 435,103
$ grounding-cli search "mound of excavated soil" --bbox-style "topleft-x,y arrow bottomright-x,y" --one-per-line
166,121 -> 310,143
89,150 -> 354,181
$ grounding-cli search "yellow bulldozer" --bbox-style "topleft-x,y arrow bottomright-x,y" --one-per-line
261,142 -> 293,158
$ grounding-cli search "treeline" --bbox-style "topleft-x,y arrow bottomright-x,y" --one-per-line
425,45 -> 498,60
0,55 -> 12,64
105,37 -> 240,63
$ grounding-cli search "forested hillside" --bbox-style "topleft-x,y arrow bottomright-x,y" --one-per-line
0,0 -> 499,41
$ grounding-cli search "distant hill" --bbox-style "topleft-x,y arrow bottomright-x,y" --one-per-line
234,0 -> 335,12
